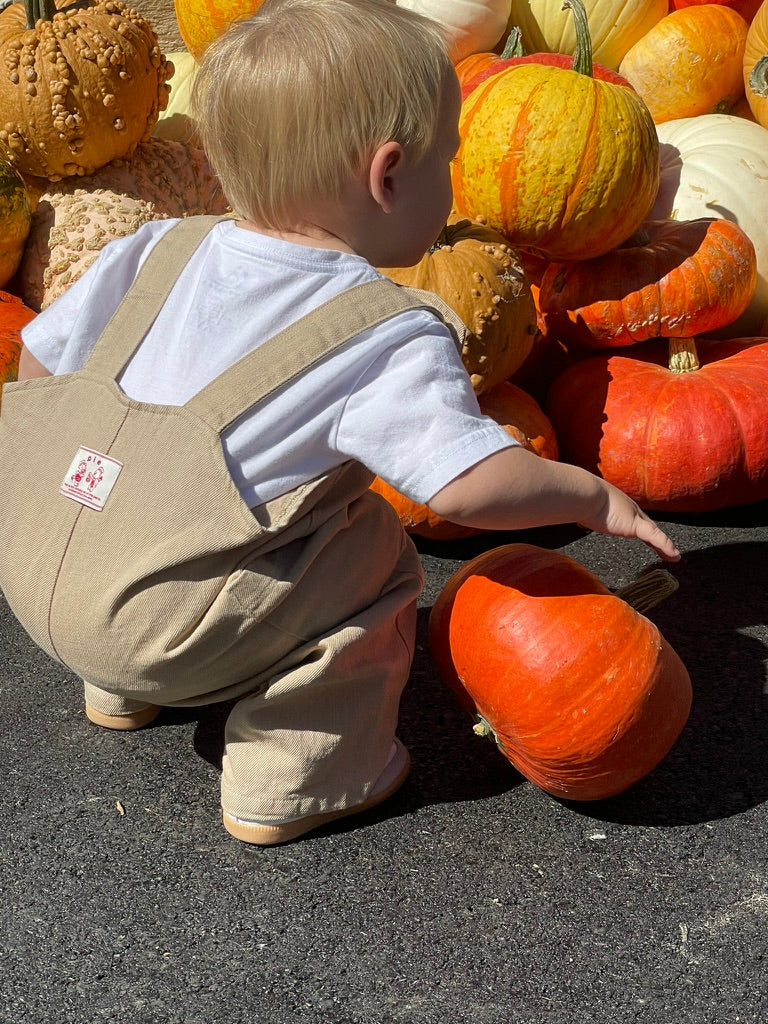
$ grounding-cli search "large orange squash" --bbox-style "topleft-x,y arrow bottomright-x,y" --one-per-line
537,218 -> 757,349
618,5 -> 749,123
452,0 -> 659,260
428,543 -> 692,801
546,335 -> 768,511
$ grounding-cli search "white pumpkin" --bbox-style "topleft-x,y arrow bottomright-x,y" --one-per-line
396,0 -> 511,63
506,0 -> 667,71
649,114 -> 768,337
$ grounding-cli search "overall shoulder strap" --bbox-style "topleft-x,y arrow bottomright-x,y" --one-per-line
83,215 -> 228,379
185,278 -> 469,433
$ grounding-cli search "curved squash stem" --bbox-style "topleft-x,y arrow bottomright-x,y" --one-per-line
500,26 -> 524,59
668,336 -> 700,374
615,569 -> 679,615
561,0 -> 593,78
26,0 -> 58,29
749,55 -> 768,98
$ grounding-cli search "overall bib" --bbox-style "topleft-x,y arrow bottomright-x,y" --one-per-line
0,216 -> 466,820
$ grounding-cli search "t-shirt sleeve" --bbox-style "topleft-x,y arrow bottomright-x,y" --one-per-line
333,310 -> 520,504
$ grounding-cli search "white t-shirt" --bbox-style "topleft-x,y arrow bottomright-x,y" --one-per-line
22,218 -> 518,507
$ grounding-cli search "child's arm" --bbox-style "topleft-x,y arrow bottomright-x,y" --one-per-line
18,345 -> 52,380
428,444 -> 680,562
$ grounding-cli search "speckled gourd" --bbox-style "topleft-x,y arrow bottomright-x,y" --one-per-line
0,0 -> 174,181
15,137 -> 231,310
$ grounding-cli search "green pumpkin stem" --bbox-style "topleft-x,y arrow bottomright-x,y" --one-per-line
749,55 -> 768,98
561,0 -> 594,78
668,336 -> 701,374
25,0 -> 59,29
500,26 -> 524,60
615,569 -> 679,615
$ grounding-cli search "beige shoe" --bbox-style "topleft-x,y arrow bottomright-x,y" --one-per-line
85,703 -> 161,731
222,739 -> 411,846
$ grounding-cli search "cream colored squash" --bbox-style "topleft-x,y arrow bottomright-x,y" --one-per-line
396,0 -> 511,63
153,50 -> 200,144
506,0 -> 667,71
649,114 -> 768,336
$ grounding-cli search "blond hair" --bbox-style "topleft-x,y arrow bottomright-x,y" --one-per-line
191,0 -> 452,227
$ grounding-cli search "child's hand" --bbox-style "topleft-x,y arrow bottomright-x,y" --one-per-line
578,481 -> 681,563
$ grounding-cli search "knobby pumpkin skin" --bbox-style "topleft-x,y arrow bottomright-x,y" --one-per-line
546,335 -> 768,511
452,0 -> 660,260
379,215 -> 537,395
537,218 -> 757,348
370,379 -> 559,541
428,544 -> 692,801
0,289 -> 36,410
0,0 -> 173,181
618,5 -> 749,123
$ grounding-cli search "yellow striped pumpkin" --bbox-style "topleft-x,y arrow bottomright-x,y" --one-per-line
174,0 -> 264,59
451,0 -> 659,261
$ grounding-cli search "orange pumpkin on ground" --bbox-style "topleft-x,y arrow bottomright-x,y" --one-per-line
370,380 -> 558,541
428,543 -> 692,801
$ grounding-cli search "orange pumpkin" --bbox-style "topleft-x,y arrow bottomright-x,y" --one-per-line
428,543 -> 692,801
537,218 -> 757,349
370,380 -> 558,541
452,0 -> 659,260
743,0 -> 768,126
670,0 -> 762,25
618,5 -> 749,122
546,335 -> 768,511
0,290 -> 36,410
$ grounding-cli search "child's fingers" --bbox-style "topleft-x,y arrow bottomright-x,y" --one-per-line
634,514 -> 681,562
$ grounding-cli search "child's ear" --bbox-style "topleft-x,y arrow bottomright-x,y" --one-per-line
368,141 -> 404,213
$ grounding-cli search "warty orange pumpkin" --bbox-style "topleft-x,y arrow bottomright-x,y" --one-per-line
378,215 -> 537,395
451,0 -> 660,260
428,543 -> 692,801
0,0 -> 173,181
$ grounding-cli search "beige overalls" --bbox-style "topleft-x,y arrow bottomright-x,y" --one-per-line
0,216 -> 465,821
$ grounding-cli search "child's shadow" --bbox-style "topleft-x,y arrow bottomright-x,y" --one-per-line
400,536 -> 768,828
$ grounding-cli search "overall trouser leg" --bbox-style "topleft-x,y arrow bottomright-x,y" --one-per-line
219,563 -> 422,823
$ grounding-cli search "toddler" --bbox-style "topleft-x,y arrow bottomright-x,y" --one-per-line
0,0 -> 679,846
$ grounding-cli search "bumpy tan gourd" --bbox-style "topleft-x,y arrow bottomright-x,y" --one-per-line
380,214 -> 538,395
0,0 -> 173,180
15,137 -> 231,310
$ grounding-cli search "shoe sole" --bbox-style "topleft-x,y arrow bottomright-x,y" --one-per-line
222,742 -> 411,846
85,704 -> 161,731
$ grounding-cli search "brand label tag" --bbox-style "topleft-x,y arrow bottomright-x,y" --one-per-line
60,446 -> 123,512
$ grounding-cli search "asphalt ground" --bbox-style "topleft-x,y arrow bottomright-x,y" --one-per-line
2,500 -> 768,1024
